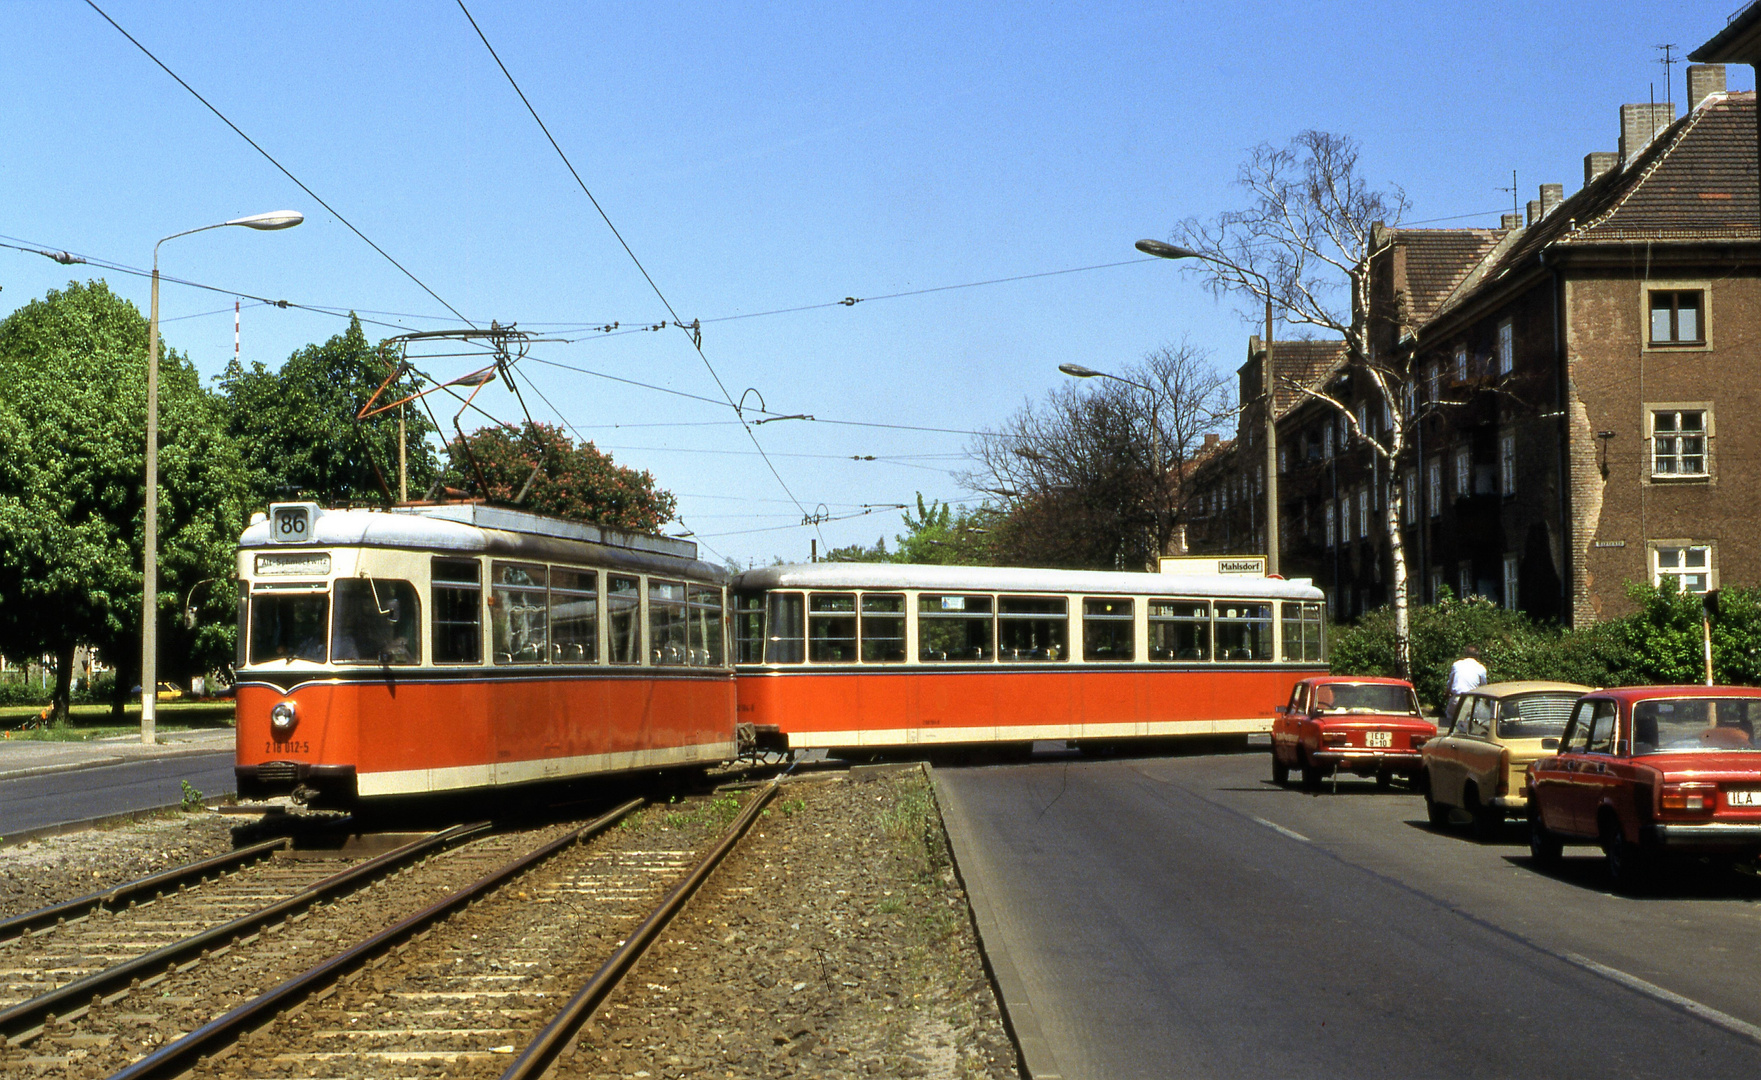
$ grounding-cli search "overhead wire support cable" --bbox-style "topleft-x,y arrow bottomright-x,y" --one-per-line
454,0 -> 820,541
84,0 -> 477,329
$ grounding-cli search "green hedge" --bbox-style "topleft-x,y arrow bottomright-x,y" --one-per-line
1330,581 -> 1761,706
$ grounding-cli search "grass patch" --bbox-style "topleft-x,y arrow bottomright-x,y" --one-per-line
0,702 -> 235,740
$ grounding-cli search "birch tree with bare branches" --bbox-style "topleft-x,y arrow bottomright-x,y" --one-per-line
1159,130 -> 1420,672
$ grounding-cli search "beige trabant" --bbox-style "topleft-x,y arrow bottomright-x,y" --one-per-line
1419,681 -> 1591,838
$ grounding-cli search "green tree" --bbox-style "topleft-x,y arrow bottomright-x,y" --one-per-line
0,281 -> 251,722
445,421 -> 676,531
891,495 -> 998,565
824,537 -> 891,563
218,315 -> 439,507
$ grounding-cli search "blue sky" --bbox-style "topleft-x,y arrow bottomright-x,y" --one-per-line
2,1 -> 1750,566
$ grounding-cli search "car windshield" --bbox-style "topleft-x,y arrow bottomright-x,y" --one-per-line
1315,683 -> 1418,715
1497,693 -> 1578,739
1632,697 -> 1761,754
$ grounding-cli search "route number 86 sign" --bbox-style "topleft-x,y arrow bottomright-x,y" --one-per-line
270,503 -> 315,544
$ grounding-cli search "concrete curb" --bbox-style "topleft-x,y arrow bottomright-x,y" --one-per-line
0,738 -> 233,783
0,799 -> 231,848
931,766 -> 1065,1080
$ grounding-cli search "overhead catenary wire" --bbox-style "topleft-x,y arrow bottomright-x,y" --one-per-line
454,1 -> 821,545
84,0 -> 476,329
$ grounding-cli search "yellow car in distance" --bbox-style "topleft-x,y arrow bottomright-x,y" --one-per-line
1419,681 -> 1593,838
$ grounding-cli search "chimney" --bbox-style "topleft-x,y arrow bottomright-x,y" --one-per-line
1501,213 -> 1522,230
1584,151 -> 1619,185
1538,183 -> 1564,219
1203,432 -> 1220,449
1620,102 -> 1677,165
1526,199 -> 1541,226
1687,64 -> 1726,111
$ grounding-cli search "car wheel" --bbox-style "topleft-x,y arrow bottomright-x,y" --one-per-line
1528,808 -> 1562,867
1424,779 -> 1451,828
1272,753 -> 1290,786
1299,754 -> 1323,791
1601,816 -> 1651,894
1465,785 -> 1502,842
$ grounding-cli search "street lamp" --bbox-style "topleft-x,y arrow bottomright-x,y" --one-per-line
1058,363 -> 1165,571
1136,239 -> 1280,576
143,211 -> 302,745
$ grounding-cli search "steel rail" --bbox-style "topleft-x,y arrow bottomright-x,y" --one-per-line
500,779 -> 779,1080
1,821 -> 488,1044
0,836 -> 288,942
105,799 -> 645,1080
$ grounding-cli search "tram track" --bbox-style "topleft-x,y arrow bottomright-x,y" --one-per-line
96,782 -> 776,1080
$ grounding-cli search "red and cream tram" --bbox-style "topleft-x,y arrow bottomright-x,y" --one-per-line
234,502 -> 735,807
732,559 -> 1327,754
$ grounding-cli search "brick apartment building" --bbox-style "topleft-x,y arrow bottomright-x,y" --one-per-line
1188,67 -> 1761,627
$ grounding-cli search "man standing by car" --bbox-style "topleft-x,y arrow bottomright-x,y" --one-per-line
1445,645 -> 1488,723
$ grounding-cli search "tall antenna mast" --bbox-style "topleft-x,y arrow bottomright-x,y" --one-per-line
234,299 -> 240,361
1657,43 -> 1678,112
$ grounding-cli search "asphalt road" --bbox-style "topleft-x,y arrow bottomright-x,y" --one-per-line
0,752 -> 236,837
938,749 -> 1761,1080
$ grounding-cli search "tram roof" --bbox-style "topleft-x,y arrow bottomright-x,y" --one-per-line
731,562 -> 1324,601
240,503 -> 726,580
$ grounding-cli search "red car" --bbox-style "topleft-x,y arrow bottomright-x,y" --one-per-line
1272,676 -> 1436,790
1527,686 -> 1761,890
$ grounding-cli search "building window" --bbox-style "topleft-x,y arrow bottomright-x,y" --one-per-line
1402,381 -> 1416,417
1649,290 -> 1704,345
1496,319 -> 1513,375
1654,544 -> 1713,594
1429,567 -> 1444,603
1427,361 -> 1440,402
1357,402 -> 1372,441
1502,555 -> 1519,611
1323,424 -> 1334,458
1499,431 -> 1516,494
1458,562 -> 1474,600
1454,345 -> 1468,382
1324,502 -> 1335,548
1454,448 -> 1471,495
1278,447 -> 1288,474
1402,470 -> 1417,524
1427,459 -> 1442,518
1651,409 -> 1708,476
1255,466 -> 1264,495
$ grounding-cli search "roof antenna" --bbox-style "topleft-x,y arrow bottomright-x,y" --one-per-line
1656,43 -> 1677,114
1497,169 -> 1518,223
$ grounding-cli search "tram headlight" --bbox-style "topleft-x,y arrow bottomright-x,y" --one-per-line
270,701 -> 297,736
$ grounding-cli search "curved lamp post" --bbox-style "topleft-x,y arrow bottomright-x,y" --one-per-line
1135,239 -> 1279,576
143,211 -> 302,744
1058,363 -> 1164,571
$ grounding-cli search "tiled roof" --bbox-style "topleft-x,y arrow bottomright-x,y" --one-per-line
1393,229 -> 1505,323
1266,338 -> 1347,417
1436,92 -> 1760,323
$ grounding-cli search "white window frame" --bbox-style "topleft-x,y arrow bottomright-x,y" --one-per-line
1427,361 -> 1440,402
1502,555 -> 1520,611
1454,447 -> 1471,496
1357,488 -> 1369,540
1454,344 -> 1468,382
1324,501 -> 1336,548
1653,543 -> 1714,594
1648,404 -> 1711,479
1402,470 -> 1417,525
1429,567 -> 1444,603
1278,447 -> 1288,474
1458,562 -> 1474,600
1427,459 -> 1442,518
1499,431 -> 1517,495
1496,319 -> 1514,375
1323,424 -> 1334,458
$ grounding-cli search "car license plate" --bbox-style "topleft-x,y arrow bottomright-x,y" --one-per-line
1728,789 -> 1761,808
1365,730 -> 1393,748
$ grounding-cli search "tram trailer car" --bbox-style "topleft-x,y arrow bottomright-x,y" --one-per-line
732,561 -> 1327,756
235,502 -> 736,808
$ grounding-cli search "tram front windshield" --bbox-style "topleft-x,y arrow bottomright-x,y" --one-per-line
249,593 -> 329,664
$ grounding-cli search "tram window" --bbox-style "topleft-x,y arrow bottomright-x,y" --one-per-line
1083,598 -> 1134,662
1280,601 -> 1324,663
249,591 -> 329,665
1215,603 -> 1274,662
688,585 -> 723,666
236,580 -> 249,670
333,579 -> 421,665
766,592 -> 805,664
551,568 -> 597,663
809,593 -> 858,663
491,563 -> 548,664
1149,601 -> 1210,662
431,558 -> 482,664
607,575 -> 641,664
734,592 -> 765,664
998,596 -> 1068,662
918,595 -> 993,662
860,593 -> 906,663
650,580 -> 688,665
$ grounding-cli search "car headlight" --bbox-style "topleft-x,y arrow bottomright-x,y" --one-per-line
270,701 -> 297,735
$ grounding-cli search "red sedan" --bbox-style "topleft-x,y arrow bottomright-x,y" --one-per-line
1527,686 -> 1761,890
1272,676 -> 1436,790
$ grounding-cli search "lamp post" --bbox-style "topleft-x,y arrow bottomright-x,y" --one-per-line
1135,239 -> 1279,577
143,211 -> 302,745
1058,362 -> 1165,571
